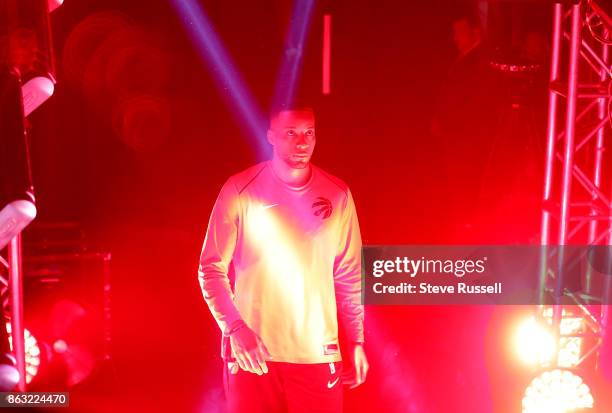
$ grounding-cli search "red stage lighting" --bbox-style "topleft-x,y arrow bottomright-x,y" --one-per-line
0,0 -> 63,116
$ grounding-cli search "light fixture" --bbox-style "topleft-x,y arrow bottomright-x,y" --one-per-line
522,369 -> 594,413
514,308 -> 584,368
0,0 -> 62,116
0,67 -> 37,250
6,322 -> 41,384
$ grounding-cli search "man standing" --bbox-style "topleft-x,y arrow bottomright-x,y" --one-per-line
198,106 -> 368,412
432,10 -> 497,237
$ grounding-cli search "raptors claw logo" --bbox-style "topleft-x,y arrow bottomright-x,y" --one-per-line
312,197 -> 332,219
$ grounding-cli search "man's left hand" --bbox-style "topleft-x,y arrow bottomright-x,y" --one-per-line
342,343 -> 369,389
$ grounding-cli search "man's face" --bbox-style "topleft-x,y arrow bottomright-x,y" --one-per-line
452,19 -> 480,55
267,110 -> 316,169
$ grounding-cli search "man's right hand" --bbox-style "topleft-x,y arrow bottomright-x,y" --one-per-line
230,325 -> 271,375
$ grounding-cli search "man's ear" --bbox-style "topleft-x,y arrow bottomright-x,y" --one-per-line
266,129 -> 274,146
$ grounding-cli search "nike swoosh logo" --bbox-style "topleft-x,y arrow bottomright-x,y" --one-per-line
327,377 -> 340,389
261,203 -> 279,210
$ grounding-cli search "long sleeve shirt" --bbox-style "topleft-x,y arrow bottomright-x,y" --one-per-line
198,161 -> 364,363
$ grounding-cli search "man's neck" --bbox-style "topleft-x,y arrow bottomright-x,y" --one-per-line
270,157 -> 312,188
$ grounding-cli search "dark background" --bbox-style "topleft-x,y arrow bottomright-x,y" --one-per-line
13,0 -> 611,411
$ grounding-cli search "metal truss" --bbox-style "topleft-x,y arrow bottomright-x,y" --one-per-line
539,0 -> 611,373
0,236 -> 27,391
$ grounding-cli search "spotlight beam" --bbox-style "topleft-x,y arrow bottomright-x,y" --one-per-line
169,0 -> 268,158
272,0 -> 316,110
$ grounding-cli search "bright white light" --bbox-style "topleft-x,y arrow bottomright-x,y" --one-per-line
515,316 -> 556,365
522,369 -> 594,413
242,204 -> 327,350
21,76 -> 54,117
514,309 -> 583,367
6,323 -> 41,384
0,200 -> 37,250
53,339 -> 68,354
48,0 -> 64,13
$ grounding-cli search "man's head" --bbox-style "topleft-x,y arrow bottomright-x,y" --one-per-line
452,14 -> 482,55
267,106 -> 316,169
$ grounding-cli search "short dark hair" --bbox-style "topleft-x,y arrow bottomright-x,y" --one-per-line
269,102 -> 314,123
452,10 -> 481,30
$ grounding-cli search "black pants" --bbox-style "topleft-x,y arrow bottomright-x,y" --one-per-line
224,361 -> 343,413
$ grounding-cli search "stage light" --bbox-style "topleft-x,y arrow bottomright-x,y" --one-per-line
271,0 -> 316,110
515,316 -> 556,366
0,0 -> 62,116
6,323 -> 41,384
514,309 -> 584,367
0,201 -> 37,252
0,67 -> 37,250
21,76 -> 55,117
169,0 -> 268,158
322,14 -> 331,95
47,0 -> 64,13
522,369 -> 594,413
0,362 -> 19,391
45,300 -> 96,387
20,249 -> 111,389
